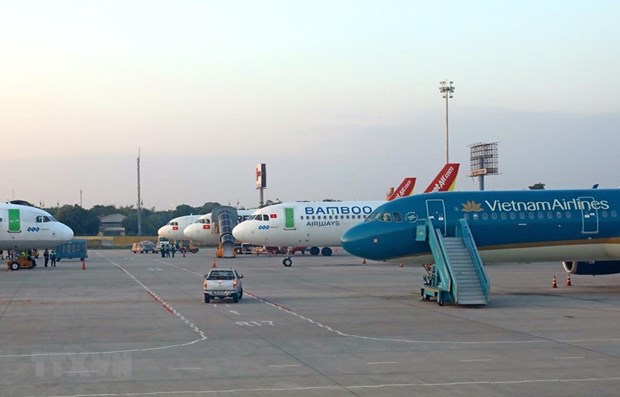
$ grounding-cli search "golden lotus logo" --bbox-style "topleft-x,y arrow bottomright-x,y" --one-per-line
461,200 -> 483,212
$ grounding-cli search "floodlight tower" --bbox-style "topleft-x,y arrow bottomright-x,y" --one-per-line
439,80 -> 455,163
137,149 -> 142,236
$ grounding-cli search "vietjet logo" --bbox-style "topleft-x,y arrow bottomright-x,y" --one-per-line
461,200 -> 483,212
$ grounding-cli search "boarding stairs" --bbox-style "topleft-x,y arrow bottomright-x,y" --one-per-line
418,218 -> 490,306
212,206 -> 239,258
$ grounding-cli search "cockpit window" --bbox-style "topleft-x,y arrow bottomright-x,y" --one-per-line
36,215 -> 53,223
366,212 -> 382,222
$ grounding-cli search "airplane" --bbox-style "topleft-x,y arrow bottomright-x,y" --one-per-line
232,164 -> 460,266
157,214 -> 202,242
183,209 -> 255,246
341,188 -> 620,277
1,202 -> 74,268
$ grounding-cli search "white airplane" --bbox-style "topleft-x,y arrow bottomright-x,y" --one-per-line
0,202 -> 74,250
157,214 -> 202,242
232,163 -> 460,266
183,209 -> 255,246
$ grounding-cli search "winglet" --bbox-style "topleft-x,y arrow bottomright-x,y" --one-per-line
423,163 -> 460,193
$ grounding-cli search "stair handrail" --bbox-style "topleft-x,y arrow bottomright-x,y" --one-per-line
426,218 -> 455,301
456,218 -> 490,303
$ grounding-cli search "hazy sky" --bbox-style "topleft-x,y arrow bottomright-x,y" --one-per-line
2,1 -> 619,211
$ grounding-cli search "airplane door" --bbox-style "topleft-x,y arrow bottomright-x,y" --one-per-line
579,196 -> 599,234
8,209 -> 20,233
284,208 -> 296,230
425,199 -> 446,236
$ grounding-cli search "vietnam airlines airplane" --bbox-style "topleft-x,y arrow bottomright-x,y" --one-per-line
183,209 -> 255,246
232,164 -> 460,266
158,214 -> 202,242
0,202 -> 74,250
341,188 -> 620,276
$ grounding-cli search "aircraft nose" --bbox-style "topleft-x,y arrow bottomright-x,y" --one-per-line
62,224 -> 74,242
183,225 -> 197,239
232,222 -> 250,241
341,224 -> 379,260
158,226 -> 168,238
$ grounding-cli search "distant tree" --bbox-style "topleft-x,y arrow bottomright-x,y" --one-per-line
56,205 -> 100,235
528,183 -> 546,190
90,205 -> 119,218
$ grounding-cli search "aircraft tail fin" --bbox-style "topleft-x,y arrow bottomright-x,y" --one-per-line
387,177 -> 416,201
423,163 -> 460,193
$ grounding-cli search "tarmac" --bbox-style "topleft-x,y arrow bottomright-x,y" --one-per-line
2,248 -> 620,397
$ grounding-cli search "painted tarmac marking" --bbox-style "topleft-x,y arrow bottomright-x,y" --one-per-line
268,364 -> 302,368
461,359 -> 493,362
23,376 -> 620,397
169,367 -> 203,371
554,356 -> 584,360
367,361 -> 398,365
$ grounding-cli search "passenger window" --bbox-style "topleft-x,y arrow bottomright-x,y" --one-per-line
482,213 -> 488,220
500,213 -> 506,220
393,212 -> 402,222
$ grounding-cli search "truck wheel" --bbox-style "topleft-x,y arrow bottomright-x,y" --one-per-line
232,293 -> 239,303
10,262 -> 19,271
239,289 -> 243,300
282,258 -> 292,267
204,294 -> 210,303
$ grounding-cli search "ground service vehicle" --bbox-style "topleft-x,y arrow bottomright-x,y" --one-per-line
132,241 -> 159,253
203,268 -> 244,303
55,240 -> 88,261
7,253 -> 36,270
234,243 -> 254,255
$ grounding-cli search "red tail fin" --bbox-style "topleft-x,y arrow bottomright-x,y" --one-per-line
423,163 -> 460,193
387,177 -> 416,201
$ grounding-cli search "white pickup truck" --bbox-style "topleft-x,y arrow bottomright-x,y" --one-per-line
203,268 -> 244,303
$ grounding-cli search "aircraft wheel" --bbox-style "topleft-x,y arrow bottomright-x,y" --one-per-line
321,247 -> 332,256
10,262 -> 19,271
283,258 -> 292,267
309,247 -> 320,256
204,293 -> 210,303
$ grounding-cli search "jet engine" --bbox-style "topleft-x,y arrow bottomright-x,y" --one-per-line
562,260 -> 620,276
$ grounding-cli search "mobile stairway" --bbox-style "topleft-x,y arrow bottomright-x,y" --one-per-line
417,218 -> 490,306
212,206 -> 239,258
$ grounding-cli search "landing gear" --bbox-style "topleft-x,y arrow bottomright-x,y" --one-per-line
320,247 -> 332,256
309,247 -> 320,256
282,257 -> 292,267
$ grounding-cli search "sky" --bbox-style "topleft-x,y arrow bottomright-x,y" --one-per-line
1,0 -> 619,211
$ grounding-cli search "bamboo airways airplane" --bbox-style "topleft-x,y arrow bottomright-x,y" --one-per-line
0,202 -> 74,250
341,188 -> 620,276
232,163 -> 460,266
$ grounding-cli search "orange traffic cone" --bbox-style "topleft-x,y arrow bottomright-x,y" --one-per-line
566,274 -> 572,287
552,275 -> 557,288
211,259 -> 217,268
82,260 -> 86,270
